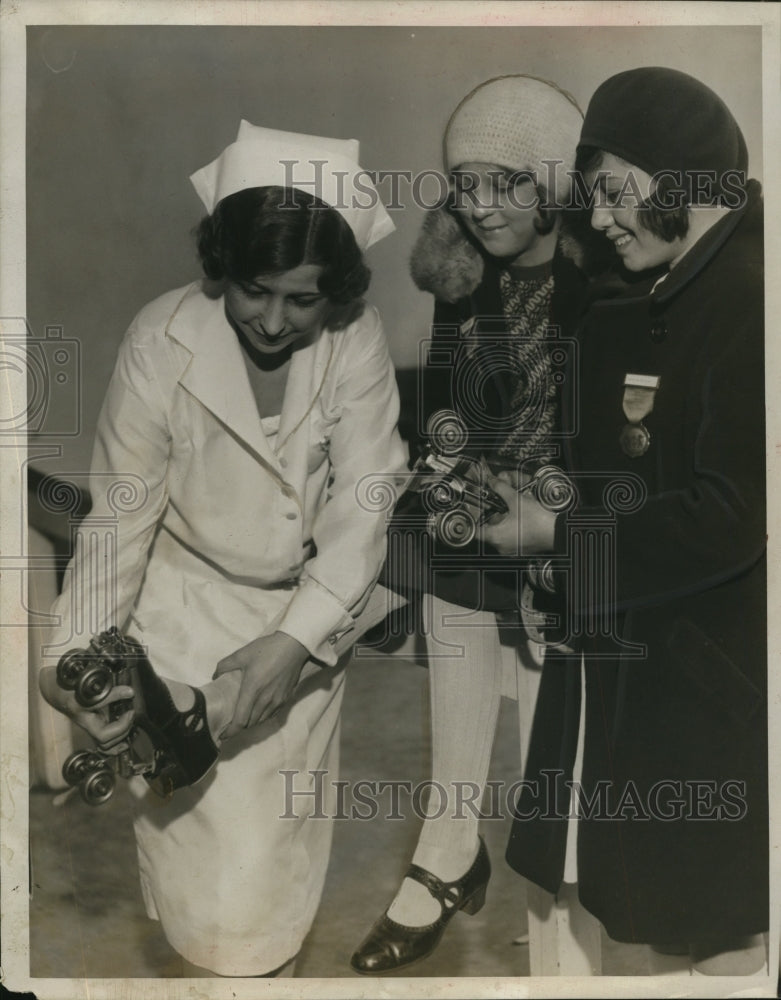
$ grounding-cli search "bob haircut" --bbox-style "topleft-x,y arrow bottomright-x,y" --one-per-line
575,145 -> 691,243
196,187 -> 371,328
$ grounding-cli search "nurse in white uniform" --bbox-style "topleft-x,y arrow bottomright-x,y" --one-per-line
38,122 -> 406,977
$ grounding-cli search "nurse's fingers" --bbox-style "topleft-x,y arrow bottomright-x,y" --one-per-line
213,653 -> 243,679
221,655 -> 302,737
248,674 -> 298,729
235,687 -> 286,734
239,691 -> 280,732
220,678 -> 260,738
250,698 -> 283,728
77,706 -> 135,748
98,684 -> 136,707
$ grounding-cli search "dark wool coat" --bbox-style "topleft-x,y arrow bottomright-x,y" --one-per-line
506,181 -> 768,944
382,208 -> 588,610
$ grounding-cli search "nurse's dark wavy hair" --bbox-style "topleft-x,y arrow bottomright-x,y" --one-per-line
575,146 -> 691,242
196,187 -> 371,329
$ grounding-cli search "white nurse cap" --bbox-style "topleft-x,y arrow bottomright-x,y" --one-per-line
190,121 -> 395,251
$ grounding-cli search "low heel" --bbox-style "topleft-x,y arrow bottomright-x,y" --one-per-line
350,835 -> 491,974
461,883 -> 487,915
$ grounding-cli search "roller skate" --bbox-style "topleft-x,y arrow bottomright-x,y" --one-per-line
408,409 -> 575,548
57,628 -> 218,805
406,409 -> 508,548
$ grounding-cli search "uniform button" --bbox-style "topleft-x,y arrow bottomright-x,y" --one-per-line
279,457 -> 288,468
650,322 -> 667,343
286,511 -> 298,520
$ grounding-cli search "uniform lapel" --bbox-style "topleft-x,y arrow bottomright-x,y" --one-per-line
165,284 -> 280,470
277,331 -> 335,448
276,331 -> 336,503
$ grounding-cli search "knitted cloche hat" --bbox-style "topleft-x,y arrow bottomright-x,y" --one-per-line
444,74 -> 584,206
578,67 -> 748,198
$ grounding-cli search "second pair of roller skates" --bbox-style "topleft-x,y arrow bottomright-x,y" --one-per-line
407,409 -> 575,549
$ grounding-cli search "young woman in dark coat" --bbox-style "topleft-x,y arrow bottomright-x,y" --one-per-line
482,67 -> 768,975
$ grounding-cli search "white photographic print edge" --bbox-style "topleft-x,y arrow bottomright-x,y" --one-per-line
1,2 -> 779,998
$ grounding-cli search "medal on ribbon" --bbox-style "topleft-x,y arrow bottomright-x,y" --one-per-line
620,373 -> 660,458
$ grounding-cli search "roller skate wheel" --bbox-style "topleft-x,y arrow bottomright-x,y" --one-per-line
80,767 -> 116,807
56,649 -> 90,691
75,661 -> 114,709
436,508 -> 476,548
426,409 -> 469,456
62,750 -> 105,786
528,559 -> 557,594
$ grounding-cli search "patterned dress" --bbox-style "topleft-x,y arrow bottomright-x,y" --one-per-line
493,261 -> 557,467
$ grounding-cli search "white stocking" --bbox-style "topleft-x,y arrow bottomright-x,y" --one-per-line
387,593 -> 504,926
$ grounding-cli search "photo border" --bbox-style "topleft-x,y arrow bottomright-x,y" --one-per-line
2,2 -> 779,998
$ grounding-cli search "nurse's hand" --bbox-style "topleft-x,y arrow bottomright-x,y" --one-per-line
478,477 -> 558,555
213,631 -> 310,738
37,664 -> 135,750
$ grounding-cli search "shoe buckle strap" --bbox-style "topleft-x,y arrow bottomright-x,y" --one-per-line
405,863 -> 463,911
182,687 -> 207,732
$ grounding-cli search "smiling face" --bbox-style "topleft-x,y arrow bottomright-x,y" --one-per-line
587,152 -> 688,272
224,263 -> 330,357
450,162 -> 552,266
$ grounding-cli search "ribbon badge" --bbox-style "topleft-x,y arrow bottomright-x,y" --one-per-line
620,373 -> 660,458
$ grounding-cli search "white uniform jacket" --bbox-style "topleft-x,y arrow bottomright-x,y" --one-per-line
48,280 -> 407,672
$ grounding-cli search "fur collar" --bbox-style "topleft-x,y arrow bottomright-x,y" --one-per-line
409,207 -> 587,304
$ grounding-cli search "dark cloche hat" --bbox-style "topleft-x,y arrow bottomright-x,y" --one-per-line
578,67 -> 748,186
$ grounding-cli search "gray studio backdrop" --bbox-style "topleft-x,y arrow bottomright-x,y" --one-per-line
26,25 -> 763,476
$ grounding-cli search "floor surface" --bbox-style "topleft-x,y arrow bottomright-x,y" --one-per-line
29,653 -> 653,981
